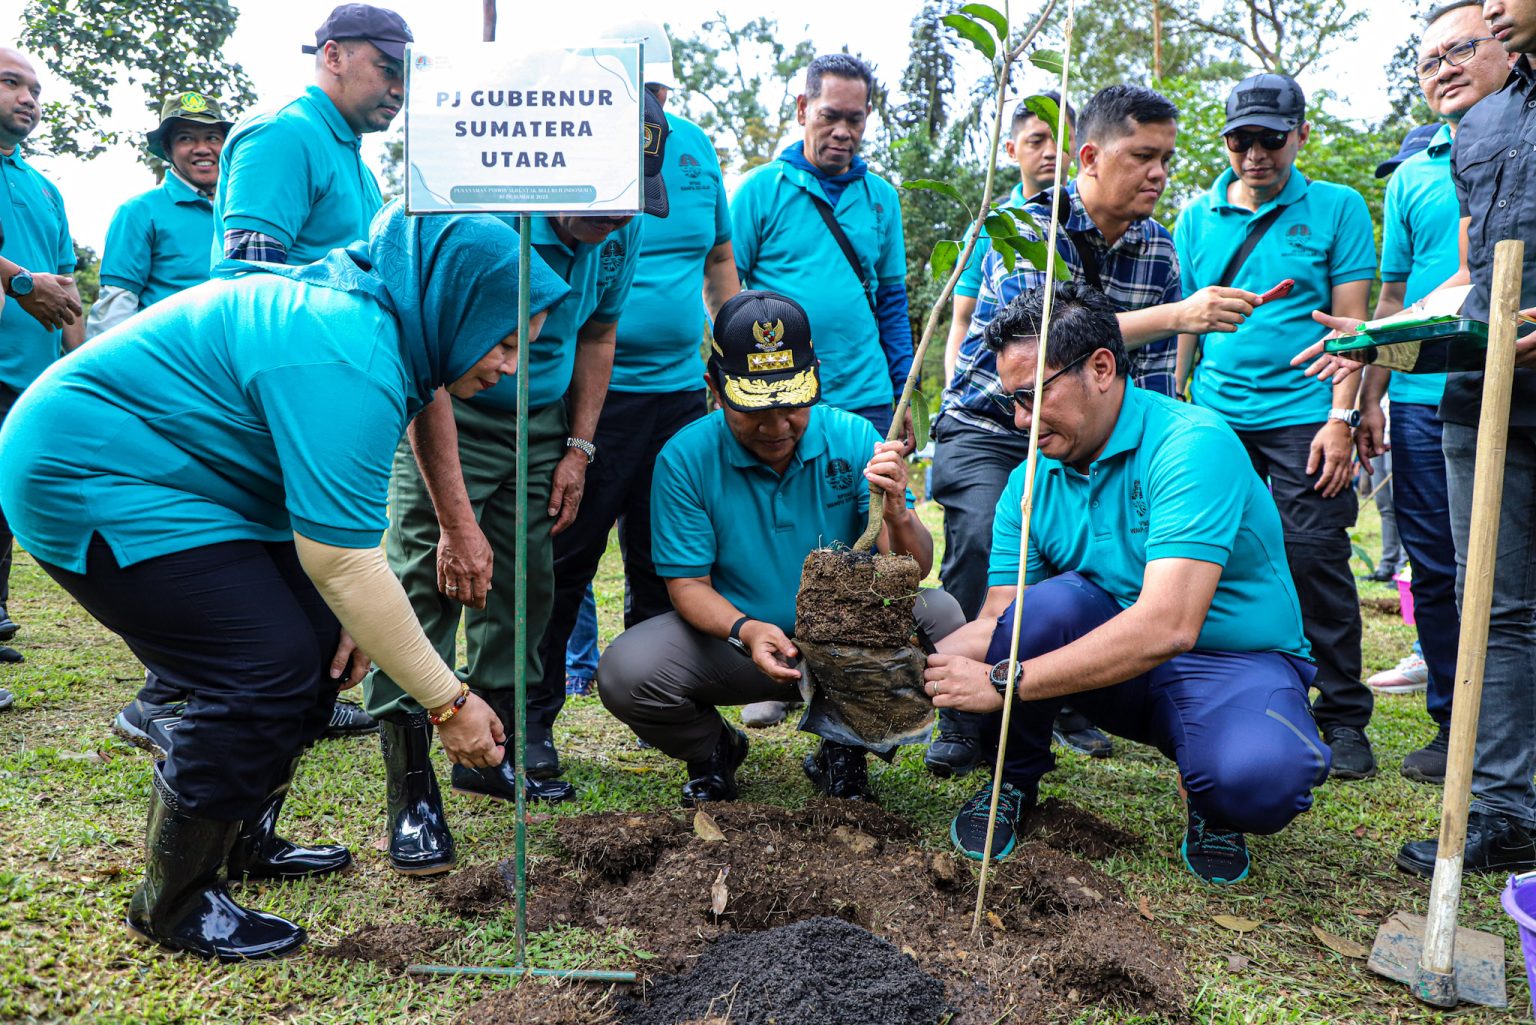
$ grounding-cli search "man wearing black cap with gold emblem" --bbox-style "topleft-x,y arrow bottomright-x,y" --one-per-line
598,290 -> 963,806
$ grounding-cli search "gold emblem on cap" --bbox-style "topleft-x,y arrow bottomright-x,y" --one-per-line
179,92 -> 208,113
643,123 -> 660,156
723,367 -> 819,408
751,318 -> 785,351
747,350 -> 793,373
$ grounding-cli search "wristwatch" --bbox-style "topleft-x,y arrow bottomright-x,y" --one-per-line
727,615 -> 752,655
988,660 -> 1021,699
565,436 -> 597,463
1328,408 -> 1361,429
5,268 -> 33,298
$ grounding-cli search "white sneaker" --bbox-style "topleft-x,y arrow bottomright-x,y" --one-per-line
1367,653 -> 1429,694
741,700 -> 788,728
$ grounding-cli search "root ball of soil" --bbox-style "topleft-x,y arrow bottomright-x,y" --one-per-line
795,549 -> 920,646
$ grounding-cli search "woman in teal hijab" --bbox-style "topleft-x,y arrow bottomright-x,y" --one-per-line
0,201 -> 568,961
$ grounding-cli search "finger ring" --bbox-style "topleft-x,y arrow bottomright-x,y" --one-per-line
447,584 -> 459,591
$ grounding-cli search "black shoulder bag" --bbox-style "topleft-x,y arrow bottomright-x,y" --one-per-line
808,192 -> 879,315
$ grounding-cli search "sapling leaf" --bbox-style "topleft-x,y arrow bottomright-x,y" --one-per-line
903,178 -> 966,206
994,239 -> 1017,273
1030,48 -> 1064,75
930,239 -> 961,282
959,2 -> 1008,42
1023,95 -> 1062,140
942,13 -> 996,60
984,211 -> 1017,240
911,390 -> 932,452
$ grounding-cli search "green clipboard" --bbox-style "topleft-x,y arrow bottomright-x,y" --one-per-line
1324,315 -> 1489,374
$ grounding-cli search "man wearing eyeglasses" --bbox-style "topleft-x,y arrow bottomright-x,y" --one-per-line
924,281 -> 1329,885
1172,73 -> 1378,782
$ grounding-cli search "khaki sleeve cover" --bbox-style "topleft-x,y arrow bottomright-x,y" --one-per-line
293,534 -> 462,711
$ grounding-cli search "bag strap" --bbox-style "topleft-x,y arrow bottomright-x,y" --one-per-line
808,190 -> 878,314
1217,206 -> 1285,289
1051,190 -> 1104,292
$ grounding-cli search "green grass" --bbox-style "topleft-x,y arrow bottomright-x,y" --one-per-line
0,498 -> 1528,1023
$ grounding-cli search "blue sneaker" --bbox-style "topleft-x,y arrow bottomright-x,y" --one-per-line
1182,804 -> 1250,884
950,779 -> 1035,862
565,675 -> 594,697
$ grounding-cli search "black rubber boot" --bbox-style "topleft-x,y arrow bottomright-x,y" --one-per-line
682,720 -> 749,806
378,713 -> 456,876
227,756 -> 352,881
126,764 -> 305,961
450,690 -> 575,804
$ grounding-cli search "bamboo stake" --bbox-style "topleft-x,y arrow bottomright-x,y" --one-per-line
852,0 -> 1060,552
972,0 -> 1076,934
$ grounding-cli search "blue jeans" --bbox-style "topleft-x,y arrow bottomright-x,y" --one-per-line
987,573 -> 1330,835
1390,403 -> 1458,725
1444,422 -> 1536,826
564,584 -> 599,680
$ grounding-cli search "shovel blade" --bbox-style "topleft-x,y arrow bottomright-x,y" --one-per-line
1367,911 -> 1508,1008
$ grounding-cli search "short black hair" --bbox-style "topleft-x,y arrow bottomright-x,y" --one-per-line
1011,90 -> 1076,134
1076,85 -> 1178,146
805,53 -> 874,104
1427,0 -> 1482,25
982,280 -> 1130,378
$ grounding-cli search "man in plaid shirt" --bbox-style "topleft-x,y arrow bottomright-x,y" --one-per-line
926,84 -> 1261,778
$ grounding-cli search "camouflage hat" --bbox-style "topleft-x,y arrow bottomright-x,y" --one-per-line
146,92 -> 234,161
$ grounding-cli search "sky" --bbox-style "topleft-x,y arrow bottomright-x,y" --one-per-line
0,0 -> 1421,253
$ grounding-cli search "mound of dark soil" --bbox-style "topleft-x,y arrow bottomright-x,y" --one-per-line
432,860 -> 516,916
795,549 -> 921,646
317,923 -> 454,969
618,916 -> 951,1025
518,799 -> 1186,1024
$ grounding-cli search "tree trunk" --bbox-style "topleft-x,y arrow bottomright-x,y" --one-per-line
483,0 -> 497,42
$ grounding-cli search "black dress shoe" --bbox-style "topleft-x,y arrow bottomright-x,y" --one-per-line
321,699 -> 378,739
0,645 -> 22,664
1397,809 -> 1536,877
0,687 -> 12,711
379,713 -> 455,875
0,606 -> 16,642
1051,707 -> 1115,758
682,723 -> 749,806
924,708 -> 983,779
803,740 -> 875,802
127,765 -> 305,961
525,718 -> 562,780
1322,724 -> 1377,780
1366,564 -> 1398,583
450,688 -> 575,804
227,757 -> 352,881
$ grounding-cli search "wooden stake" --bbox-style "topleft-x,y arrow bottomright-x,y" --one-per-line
971,0 -> 1076,935
1413,238 -> 1521,1006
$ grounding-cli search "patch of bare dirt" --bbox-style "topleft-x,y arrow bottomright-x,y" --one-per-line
317,923 -> 455,970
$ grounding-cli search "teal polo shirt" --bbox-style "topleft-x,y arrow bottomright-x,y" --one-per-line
0,149 -> 76,393
100,172 -> 213,308
212,85 -> 383,270
612,113 -> 729,394
1174,168 -> 1377,431
988,383 -> 1309,658
470,215 -> 641,412
955,181 -> 1030,299
0,274 -> 409,573
731,154 -> 906,411
652,404 -> 915,634
1381,125 -> 1457,407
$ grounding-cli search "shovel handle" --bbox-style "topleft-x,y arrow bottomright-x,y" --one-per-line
1414,239 -> 1522,1007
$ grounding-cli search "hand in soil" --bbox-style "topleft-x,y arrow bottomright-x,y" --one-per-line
863,441 -> 911,519
436,691 -> 506,767
923,653 -> 1005,713
740,620 -> 800,682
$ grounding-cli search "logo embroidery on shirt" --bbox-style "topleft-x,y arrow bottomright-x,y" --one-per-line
1130,479 -> 1148,534
600,239 -> 624,275
825,457 -> 855,494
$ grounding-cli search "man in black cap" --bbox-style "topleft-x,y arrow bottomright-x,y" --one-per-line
597,290 -> 964,806
116,5 -> 416,746
1173,72 -> 1379,780
87,92 -> 233,341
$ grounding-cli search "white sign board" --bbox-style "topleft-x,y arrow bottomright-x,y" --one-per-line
405,43 -> 643,215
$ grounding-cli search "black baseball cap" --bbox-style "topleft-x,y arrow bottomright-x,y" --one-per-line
302,4 -> 414,62
642,90 -> 669,218
1222,73 -> 1306,135
1375,124 -> 1441,178
710,291 -> 820,412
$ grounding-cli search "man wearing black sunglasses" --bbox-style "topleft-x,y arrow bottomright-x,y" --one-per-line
1173,72 -> 1379,782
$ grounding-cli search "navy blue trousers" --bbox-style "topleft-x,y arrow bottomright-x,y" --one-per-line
986,573 -> 1331,835
39,536 -> 341,820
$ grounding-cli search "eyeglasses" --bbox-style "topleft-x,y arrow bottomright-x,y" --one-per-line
1415,37 -> 1496,79
1224,129 -> 1290,153
992,350 -> 1093,416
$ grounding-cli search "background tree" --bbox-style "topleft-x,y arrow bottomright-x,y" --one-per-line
669,13 -> 815,171
19,0 -> 257,172
72,242 -> 99,311
1172,0 -> 1367,76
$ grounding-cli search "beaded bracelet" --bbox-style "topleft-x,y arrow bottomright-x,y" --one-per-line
428,683 -> 471,726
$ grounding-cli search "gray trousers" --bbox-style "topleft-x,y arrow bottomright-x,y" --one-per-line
598,588 -> 967,763
1444,423 -> 1536,826
929,417 -> 1035,618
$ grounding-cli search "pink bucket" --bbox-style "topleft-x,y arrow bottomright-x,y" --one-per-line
1501,871 -> 1536,1018
1395,571 -> 1416,626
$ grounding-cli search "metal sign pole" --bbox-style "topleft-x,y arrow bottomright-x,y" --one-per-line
512,215 -> 532,968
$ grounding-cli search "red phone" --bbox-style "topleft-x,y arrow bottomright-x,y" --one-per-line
1256,279 -> 1295,305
